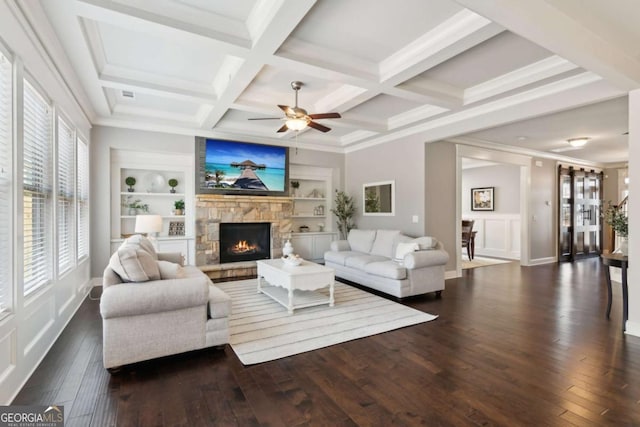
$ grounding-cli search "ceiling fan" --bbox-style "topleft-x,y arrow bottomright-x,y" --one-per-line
248,81 -> 341,133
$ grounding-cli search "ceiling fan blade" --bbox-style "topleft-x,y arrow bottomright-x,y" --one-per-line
248,117 -> 281,120
278,105 -> 294,116
308,112 -> 341,120
307,121 -> 331,133
276,124 -> 289,133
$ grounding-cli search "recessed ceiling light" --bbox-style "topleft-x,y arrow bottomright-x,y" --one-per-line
516,136 -> 527,141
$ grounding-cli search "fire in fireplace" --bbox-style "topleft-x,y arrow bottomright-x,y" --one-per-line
220,222 -> 271,263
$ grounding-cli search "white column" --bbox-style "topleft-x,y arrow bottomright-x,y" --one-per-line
626,90 -> 640,336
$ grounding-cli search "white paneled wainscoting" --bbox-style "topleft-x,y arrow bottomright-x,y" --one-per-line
465,214 -> 521,260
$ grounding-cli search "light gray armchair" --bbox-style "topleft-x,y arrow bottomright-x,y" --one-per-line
100,235 -> 231,370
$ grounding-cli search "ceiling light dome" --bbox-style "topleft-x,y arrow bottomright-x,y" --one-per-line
567,137 -> 590,147
285,117 -> 309,131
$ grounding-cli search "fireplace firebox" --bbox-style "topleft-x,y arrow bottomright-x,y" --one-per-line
219,222 -> 271,263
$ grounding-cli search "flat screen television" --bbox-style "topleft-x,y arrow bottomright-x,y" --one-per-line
195,137 -> 289,196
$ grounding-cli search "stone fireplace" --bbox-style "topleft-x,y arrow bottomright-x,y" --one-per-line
196,195 -> 292,279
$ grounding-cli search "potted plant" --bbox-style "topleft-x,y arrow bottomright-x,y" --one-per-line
174,199 -> 185,215
124,196 -> 148,215
604,201 -> 628,254
125,176 -> 136,192
291,180 -> 300,197
330,190 -> 356,239
168,178 -> 178,193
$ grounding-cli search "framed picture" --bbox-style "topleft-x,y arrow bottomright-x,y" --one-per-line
471,187 -> 494,211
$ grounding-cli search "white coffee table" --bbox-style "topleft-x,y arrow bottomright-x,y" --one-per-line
256,259 -> 335,314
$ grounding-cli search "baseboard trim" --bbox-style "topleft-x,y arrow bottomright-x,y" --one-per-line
625,320 -> 640,338
527,257 -> 557,266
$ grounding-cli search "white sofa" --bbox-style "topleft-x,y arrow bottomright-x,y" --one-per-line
100,235 -> 231,370
324,229 -> 449,299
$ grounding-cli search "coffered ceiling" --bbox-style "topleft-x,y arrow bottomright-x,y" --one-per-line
23,0 -> 640,161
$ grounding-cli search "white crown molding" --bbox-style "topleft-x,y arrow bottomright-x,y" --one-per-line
313,84 -> 369,115
388,105 -> 448,129
340,130 -> 379,145
276,38 -> 379,82
348,72 -> 604,151
450,136 -> 605,168
378,9 -> 494,82
76,0 -> 252,51
100,64 -> 218,99
464,55 -> 579,104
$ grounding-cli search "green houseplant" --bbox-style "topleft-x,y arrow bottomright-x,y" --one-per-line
604,201 -> 628,254
168,178 -> 178,193
330,190 -> 356,239
174,199 -> 185,215
125,176 -> 136,192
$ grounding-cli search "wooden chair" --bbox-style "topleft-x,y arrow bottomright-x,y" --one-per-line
462,220 -> 475,260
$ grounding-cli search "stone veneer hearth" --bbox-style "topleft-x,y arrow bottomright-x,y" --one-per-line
195,195 -> 293,280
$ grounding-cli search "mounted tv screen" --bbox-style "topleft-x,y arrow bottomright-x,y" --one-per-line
196,137 -> 289,196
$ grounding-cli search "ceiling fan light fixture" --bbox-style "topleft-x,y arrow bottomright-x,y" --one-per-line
285,117 -> 309,131
567,137 -> 590,147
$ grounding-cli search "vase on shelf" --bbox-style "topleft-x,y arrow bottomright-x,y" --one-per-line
283,240 -> 294,256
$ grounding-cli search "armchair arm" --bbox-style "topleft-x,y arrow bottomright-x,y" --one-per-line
158,252 -> 184,266
100,272 -> 209,319
330,240 -> 351,251
404,249 -> 449,269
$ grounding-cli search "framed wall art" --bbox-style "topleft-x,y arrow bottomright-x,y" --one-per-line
471,187 -> 494,211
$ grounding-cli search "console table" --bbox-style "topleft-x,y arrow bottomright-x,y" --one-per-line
601,253 -> 628,332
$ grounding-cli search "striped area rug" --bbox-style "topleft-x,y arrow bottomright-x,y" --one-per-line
217,279 -> 438,365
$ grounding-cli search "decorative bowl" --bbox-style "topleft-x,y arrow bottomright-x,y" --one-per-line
282,255 -> 303,266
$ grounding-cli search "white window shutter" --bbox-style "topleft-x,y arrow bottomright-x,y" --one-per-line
77,137 -> 89,260
23,80 -> 53,296
0,52 -> 12,315
57,117 -> 75,275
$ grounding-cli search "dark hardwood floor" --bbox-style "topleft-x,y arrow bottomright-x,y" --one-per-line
13,259 -> 640,426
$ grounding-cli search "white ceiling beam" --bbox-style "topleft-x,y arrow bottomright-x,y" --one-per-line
453,0 -> 640,91
390,82 -> 462,110
199,0 -> 317,129
346,72 -> 623,152
98,74 -> 217,104
464,55 -> 579,105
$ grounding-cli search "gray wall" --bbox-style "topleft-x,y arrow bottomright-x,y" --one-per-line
90,126 -> 344,277
530,158 -> 557,260
425,142 -> 457,271
462,164 -> 521,214
345,137 -> 425,236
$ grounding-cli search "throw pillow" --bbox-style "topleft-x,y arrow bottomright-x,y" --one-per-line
413,236 -> 437,250
394,242 -> 419,261
122,234 -> 158,260
157,260 -> 186,279
109,245 -> 161,282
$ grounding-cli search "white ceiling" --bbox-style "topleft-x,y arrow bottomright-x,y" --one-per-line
27,0 -> 640,162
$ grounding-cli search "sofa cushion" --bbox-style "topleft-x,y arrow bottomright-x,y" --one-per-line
348,229 -> 377,253
394,242 -> 419,261
364,261 -> 407,280
157,260 -> 185,279
345,254 -> 389,270
413,236 -> 438,250
109,245 -> 161,283
370,230 -> 401,258
324,250 -> 361,266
